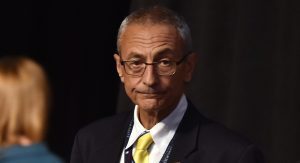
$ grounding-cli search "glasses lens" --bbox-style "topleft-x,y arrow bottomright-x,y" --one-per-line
123,60 -> 176,76
157,61 -> 176,75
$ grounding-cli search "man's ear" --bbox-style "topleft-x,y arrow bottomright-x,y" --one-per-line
184,52 -> 198,82
114,54 -> 124,82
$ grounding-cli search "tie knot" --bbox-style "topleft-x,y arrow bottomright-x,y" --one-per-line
136,133 -> 153,150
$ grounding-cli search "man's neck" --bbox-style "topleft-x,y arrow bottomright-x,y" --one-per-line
138,106 -> 175,130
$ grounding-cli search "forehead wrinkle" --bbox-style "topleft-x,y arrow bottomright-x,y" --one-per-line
128,39 -> 171,49
132,33 -> 176,40
127,33 -> 178,50
128,40 -> 174,58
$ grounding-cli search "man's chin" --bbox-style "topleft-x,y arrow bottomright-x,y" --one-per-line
137,99 -> 162,111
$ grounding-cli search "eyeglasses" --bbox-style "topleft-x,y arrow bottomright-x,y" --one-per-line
120,53 -> 190,77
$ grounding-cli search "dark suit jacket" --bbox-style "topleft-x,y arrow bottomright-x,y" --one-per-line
70,102 -> 264,163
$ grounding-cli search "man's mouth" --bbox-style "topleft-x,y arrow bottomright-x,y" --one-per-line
136,91 -> 163,98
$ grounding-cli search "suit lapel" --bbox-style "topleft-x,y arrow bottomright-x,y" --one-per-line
168,102 -> 201,162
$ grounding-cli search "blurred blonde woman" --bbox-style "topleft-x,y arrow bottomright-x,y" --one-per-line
0,56 -> 63,163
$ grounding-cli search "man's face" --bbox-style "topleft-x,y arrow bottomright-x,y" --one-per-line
114,23 -> 196,114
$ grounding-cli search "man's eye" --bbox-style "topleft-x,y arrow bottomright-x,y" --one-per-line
128,61 -> 144,67
159,60 -> 172,66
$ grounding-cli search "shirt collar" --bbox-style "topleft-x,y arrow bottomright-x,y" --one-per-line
125,94 -> 188,150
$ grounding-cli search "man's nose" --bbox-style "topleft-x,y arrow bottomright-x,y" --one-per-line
142,64 -> 158,86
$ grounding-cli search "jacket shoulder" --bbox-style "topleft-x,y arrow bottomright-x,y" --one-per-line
76,111 -> 132,140
180,102 -> 264,162
193,109 -> 264,161
186,102 -> 254,148
71,112 -> 132,162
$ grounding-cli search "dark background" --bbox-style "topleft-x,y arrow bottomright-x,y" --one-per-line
0,0 -> 299,163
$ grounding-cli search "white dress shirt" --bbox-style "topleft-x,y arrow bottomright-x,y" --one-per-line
120,94 -> 188,163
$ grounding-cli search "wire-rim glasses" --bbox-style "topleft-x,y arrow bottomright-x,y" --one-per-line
120,52 -> 191,77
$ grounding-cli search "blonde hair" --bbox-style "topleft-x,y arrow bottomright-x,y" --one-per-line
0,56 -> 49,146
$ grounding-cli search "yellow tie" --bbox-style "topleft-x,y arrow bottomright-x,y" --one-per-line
133,133 -> 153,163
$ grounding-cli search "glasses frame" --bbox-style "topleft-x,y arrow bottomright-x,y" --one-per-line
119,52 -> 191,77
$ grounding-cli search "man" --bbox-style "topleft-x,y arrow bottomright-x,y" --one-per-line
70,5 -> 264,163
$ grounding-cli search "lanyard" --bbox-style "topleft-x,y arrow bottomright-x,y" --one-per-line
123,118 -> 175,163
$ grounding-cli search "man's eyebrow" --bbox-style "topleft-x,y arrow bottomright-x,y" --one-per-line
154,48 -> 176,58
124,49 -> 176,60
125,52 -> 144,59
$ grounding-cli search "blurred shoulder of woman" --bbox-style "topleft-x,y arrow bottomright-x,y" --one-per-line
0,56 -> 64,163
